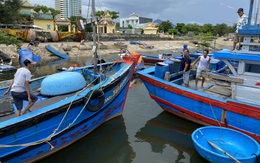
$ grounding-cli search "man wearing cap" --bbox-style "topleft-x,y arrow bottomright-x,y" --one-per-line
4,58 -> 38,116
232,8 -> 248,51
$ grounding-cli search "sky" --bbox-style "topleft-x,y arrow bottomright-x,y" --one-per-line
28,0 -> 253,25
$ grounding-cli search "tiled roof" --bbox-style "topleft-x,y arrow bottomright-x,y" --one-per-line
21,1 -> 34,8
33,13 -> 53,20
19,10 -> 32,16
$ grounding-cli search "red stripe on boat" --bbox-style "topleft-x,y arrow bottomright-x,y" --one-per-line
139,74 -> 260,120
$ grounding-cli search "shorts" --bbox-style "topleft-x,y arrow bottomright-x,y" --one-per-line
234,32 -> 244,44
196,69 -> 205,78
183,70 -> 190,84
11,91 -> 38,110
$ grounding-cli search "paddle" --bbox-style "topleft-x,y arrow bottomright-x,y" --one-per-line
199,129 -> 241,163
207,140 -> 241,163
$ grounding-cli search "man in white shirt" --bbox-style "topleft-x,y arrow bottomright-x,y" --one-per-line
232,8 -> 248,51
192,49 -> 211,90
4,58 -> 38,116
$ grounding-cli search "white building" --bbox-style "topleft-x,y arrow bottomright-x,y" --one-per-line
55,0 -> 81,18
120,13 -> 153,29
69,0 -> 82,17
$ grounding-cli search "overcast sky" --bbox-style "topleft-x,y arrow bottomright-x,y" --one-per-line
28,0 -> 253,25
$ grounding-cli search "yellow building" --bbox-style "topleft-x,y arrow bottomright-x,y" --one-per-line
19,1 -> 54,32
97,12 -> 116,34
33,10 -> 54,32
19,0 -> 35,23
143,22 -> 158,35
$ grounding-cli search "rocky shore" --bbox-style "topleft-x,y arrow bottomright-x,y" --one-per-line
0,38 -> 233,61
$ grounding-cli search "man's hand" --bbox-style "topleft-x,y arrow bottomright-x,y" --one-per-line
3,91 -> 9,96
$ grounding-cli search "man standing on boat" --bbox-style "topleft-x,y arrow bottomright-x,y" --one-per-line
231,8 -> 248,51
4,59 -> 38,116
182,49 -> 191,87
192,49 -> 211,90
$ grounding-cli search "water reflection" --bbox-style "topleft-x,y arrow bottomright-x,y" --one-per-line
134,111 -> 208,162
37,116 -> 135,163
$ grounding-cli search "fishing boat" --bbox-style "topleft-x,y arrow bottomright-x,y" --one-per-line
45,44 -> 69,59
0,1 -> 139,162
192,126 -> 260,163
0,51 -> 12,66
0,51 -> 16,72
138,1 -> 260,142
0,65 -> 16,73
141,53 -> 174,64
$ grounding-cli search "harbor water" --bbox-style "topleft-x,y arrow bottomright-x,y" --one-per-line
1,51 -> 254,163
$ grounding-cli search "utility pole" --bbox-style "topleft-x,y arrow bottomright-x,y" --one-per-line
92,0 -> 98,74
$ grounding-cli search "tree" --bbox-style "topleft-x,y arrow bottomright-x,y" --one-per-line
96,10 -> 119,20
215,23 -> 228,36
128,24 -> 133,29
168,29 -> 178,35
175,23 -> 185,34
0,31 -> 23,48
158,20 -> 173,33
34,5 -> 60,18
185,23 -> 201,35
0,0 -> 22,24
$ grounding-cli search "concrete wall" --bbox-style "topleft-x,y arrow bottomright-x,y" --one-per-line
84,33 -> 172,41
33,19 -> 54,32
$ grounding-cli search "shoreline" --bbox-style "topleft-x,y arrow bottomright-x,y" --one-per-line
0,38 -> 233,61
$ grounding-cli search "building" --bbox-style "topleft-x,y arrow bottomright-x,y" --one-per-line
97,12 -> 116,34
120,13 -> 152,29
55,0 -> 82,18
70,0 -> 82,17
19,0 -> 36,24
19,1 -> 54,32
33,10 -> 54,32
143,22 -> 158,35
55,0 -> 69,18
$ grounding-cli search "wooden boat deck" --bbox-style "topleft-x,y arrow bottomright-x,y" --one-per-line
0,91 -> 75,122
184,78 -> 232,99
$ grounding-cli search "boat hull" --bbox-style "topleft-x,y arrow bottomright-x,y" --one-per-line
45,45 -> 69,59
0,61 -> 135,163
138,67 -> 260,142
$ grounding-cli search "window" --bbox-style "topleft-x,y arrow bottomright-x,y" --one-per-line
47,25 -> 51,30
245,63 -> 260,73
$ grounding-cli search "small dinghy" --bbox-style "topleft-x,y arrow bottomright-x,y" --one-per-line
192,126 -> 260,163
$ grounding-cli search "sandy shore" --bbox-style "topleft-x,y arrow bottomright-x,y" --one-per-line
0,38 -> 233,61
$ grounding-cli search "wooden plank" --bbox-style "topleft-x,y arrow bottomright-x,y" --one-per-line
201,72 -> 243,83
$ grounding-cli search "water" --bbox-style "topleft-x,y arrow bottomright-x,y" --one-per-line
0,53 -> 211,163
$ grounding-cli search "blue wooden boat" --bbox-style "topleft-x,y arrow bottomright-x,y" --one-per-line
192,126 -> 260,163
45,44 -> 69,59
141,53 -> 173,64
0,1 -> 139,161
42,116 -> 134,162
137,1 -> 260,142
141,53 -> 225,73
0,65 -> 16,72
0,56 -> 138,162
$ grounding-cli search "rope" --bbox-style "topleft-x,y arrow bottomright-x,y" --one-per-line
208,96 -> 221,126
0,71 -> 109,149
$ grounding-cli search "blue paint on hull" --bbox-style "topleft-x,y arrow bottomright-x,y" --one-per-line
45,45 -> 69,59
0,62 -> 135,163
138,67 -> 260,141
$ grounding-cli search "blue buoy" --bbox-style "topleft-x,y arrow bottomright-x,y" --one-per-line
154,62 -> 169,79
41,71 -> 86,96
163,58 -> 174,74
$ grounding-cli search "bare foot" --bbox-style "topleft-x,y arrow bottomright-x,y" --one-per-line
194,87 -> 197,90
201,85 -> 204,89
